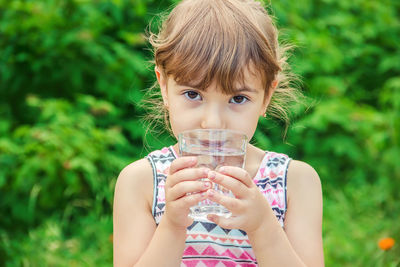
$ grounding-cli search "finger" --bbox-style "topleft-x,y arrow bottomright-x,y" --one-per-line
168,167 -> 210,188
168,180 -> 212,200
208,171 -> 248,198
169,156 -> 197,175
171,191 -> 207,212
206,213 -> 241,230
207,189 -> 243,213
217,166 -> 254,188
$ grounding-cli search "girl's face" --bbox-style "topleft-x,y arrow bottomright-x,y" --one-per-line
156,66 -> 272,141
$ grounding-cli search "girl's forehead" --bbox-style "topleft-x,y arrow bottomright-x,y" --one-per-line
169,64 -> 265,93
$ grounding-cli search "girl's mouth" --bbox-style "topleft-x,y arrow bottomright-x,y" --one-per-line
199,140 -> 226,148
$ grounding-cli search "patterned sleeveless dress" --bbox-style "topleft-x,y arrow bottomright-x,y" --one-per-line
147,146 -> 291,267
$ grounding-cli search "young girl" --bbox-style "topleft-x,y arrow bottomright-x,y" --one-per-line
113,0 -> 324,266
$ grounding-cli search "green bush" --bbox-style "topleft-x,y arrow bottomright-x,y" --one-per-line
0,95 -> 123,265
0,0 -> 399,265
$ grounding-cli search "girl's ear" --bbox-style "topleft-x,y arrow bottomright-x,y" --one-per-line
271,79 -> 278,90
155,66 -> 168,107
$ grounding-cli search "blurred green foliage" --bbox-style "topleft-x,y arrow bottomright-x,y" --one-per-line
0,0 -> 399,266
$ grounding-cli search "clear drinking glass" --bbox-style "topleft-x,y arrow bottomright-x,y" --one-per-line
178,129 -> 248,220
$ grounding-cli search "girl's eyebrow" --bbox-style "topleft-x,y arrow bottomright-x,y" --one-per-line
175,81 -> 258,93
234,86 -> 258,93
175,82 -> 197,88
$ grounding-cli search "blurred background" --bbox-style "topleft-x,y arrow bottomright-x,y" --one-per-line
0,0 -> 399,266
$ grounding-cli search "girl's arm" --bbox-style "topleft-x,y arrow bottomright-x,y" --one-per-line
113,158 -> 183,267
247,160 -> 324,267
206,160 -> 324,267
113,157 -> 210,267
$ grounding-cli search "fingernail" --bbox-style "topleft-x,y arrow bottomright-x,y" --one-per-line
208,171 -> 216,180
218,166 -> 225,173
204,181 -> 211,188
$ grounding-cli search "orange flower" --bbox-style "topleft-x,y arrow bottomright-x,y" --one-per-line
378,237 -> 395,251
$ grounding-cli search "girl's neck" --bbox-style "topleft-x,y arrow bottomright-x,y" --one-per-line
245,144 -> 267,179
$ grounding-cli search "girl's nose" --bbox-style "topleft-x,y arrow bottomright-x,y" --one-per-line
200,106 -> 225,129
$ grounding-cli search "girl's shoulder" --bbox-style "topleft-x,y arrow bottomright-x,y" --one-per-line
286,160 -> 321,190
115,147 -> 175,206
118,157 -> 153,184
115,157 -> 154,211
117,147 -> 174,188
285,159 -> 322,218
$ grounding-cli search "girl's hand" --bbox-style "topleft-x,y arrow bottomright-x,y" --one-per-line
163,157 -> 211,230
206,166 -> 275,234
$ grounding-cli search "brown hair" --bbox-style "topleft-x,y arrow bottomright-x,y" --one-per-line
143,0 -> 301,135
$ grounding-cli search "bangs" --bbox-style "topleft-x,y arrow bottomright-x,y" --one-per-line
153,0 -> 281,93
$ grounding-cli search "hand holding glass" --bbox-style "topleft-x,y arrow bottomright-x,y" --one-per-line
178,129 -> 248,220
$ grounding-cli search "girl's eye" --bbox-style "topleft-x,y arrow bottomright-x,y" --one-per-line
183,91 -> 202,101
230,95 -> 249,104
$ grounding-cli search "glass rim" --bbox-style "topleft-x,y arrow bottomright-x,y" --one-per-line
178,128 -> 248,142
